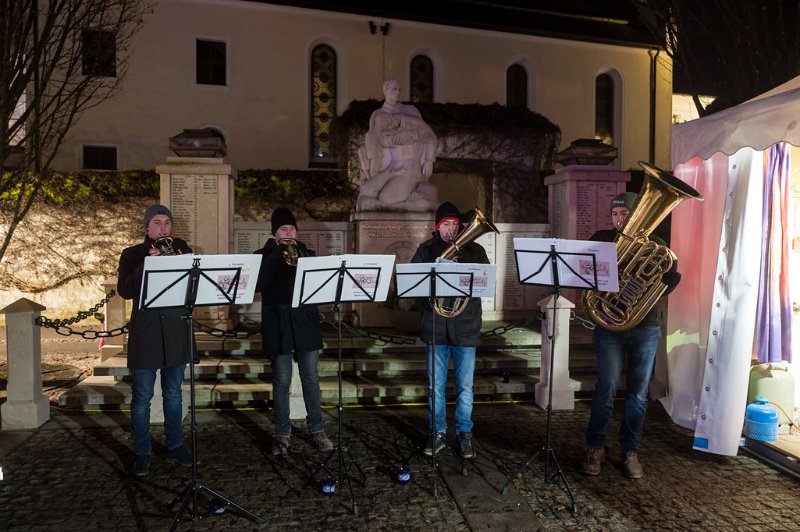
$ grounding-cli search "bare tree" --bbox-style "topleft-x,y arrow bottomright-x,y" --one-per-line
631,0 -> 800,116
0,0 -> 151,264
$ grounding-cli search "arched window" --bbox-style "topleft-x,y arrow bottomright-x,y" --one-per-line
595,73 -> 615,145
506,64 -> 527,108
410,55 -> 433,103
310,44 -> 337,163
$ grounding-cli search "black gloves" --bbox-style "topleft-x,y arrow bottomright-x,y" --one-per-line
662,271 -> 681,288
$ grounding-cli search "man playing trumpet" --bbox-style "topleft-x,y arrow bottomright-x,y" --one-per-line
254,208 -> 333,456
117,204 -> 193,477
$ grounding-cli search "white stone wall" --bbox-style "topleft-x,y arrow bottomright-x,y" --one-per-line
53,0 -> 673,173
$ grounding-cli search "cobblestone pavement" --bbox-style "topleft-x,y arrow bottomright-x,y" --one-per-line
1,400 -> 799,531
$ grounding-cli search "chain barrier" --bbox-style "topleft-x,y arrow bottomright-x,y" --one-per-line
35,290 -> 129,339
320,316 -> 418,345
193,320 -> 255,339
570,310 -> 597,330
33,292 -> 593,343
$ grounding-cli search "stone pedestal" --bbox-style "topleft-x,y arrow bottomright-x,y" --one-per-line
156,157 -> 234,325
535,294 -> 575,410
1,299 -> 50,430
352,210 -> 434,327
545,165 -> 630,240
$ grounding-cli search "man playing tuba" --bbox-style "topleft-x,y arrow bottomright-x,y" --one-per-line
410,201 -> 490,460
581,192 -> 682,480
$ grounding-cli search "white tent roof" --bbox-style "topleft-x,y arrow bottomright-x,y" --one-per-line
672,75 -> 800,166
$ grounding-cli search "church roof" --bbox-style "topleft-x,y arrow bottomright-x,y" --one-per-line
252,0 -> 660,48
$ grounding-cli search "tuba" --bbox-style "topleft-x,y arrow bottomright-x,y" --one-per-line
279,238 -> 306,266
433,208 -> 499,318
151,236 -> 180,256
582,161 -> 703,332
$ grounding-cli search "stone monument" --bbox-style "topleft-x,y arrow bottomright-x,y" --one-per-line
357,79 -> 439,211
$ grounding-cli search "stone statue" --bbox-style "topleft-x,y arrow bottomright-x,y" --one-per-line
357,79 -> 439,211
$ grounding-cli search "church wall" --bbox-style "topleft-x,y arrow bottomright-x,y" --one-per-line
52,0 -> 672,174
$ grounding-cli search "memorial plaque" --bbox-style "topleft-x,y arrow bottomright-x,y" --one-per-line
170,174 -> 221,254
576,181 -> 619,239
491,223 -> 551,314
234,221 -> 350,256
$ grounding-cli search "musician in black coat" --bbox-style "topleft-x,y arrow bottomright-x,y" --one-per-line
254,208 -> 332,456
581,192 -> 681,480
117,204 -> 193,477
411,202 -> 490,460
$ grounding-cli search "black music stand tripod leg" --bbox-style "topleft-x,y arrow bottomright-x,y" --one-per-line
298,300 -> 364,516
501,246 -> 577,514
148,260 -> 265,529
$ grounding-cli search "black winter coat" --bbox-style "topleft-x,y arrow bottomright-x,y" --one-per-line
254,239 -> 323,356
589,229 -> 681,328
411,232 -> 489,346
117,236 -> 193,370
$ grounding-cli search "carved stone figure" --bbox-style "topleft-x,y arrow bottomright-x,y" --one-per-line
357,79 -> 439,211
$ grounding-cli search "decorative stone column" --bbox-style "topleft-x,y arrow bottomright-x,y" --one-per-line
156,156 -> 234,325
1,298 -> 50,430
535,294 -> 575,410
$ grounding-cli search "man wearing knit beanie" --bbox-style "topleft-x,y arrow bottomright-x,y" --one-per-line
581,190 -> 681,480
254,208 -> 333,456
143,204 -> 174,231
410,201 -> 490,461
271,207 -> 297,235
117,205 -> 193,477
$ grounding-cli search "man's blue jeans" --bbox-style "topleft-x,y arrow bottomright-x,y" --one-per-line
427,344 -> 476,434
130,364 -> 186,456
586,324 -> 660,454
272,350 -> 324,437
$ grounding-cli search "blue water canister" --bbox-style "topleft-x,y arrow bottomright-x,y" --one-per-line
397,466 -> 411,485
745,396 -> 779,442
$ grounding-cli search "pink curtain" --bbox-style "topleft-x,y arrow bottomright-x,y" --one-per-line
755,143 -> 793,363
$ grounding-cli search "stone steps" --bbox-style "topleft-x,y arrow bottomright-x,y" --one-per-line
58,322 -> 601,410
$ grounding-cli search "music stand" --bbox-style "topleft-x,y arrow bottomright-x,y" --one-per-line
293,254 -> 395,515
395,261 -> 497,496
500,238 -> 616,513
140,254 -> 265,529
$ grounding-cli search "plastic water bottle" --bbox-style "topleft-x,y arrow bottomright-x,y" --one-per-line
397,466 -> 410,485
745,396 -> 779,442
322,478 -> 336,496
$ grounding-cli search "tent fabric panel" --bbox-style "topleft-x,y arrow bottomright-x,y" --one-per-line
672,82 -> 800,168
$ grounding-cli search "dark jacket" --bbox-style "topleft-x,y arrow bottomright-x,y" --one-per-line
117,236 -> 193,370
589,229 -> 681,328
411,231 -> 490,346
254,239 -> 323,356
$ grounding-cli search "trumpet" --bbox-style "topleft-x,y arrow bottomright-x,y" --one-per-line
278,238 -> 306,266
151,236 -> 180,256
433,208 -> 499,318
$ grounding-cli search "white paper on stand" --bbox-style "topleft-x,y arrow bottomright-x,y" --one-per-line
395,262 -> 497,298
513,238 -> 618,292
291,254 -> 395,306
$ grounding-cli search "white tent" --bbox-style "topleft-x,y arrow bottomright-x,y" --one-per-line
665,77 -> 800,456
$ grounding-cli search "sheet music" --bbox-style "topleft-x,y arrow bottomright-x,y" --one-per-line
395,263 -> 497,298
291,254 -> 395,306
513,238 -> 618,291
140,254 -> 262,309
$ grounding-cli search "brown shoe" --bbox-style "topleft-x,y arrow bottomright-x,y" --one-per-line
622,451 -> 643,479
581,447 -> 605,475
271,435 -> 290,456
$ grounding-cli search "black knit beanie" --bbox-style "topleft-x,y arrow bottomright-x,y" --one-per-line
435,201 -> 460,228
271,208 -> 297,234
610,192 -> 638,212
